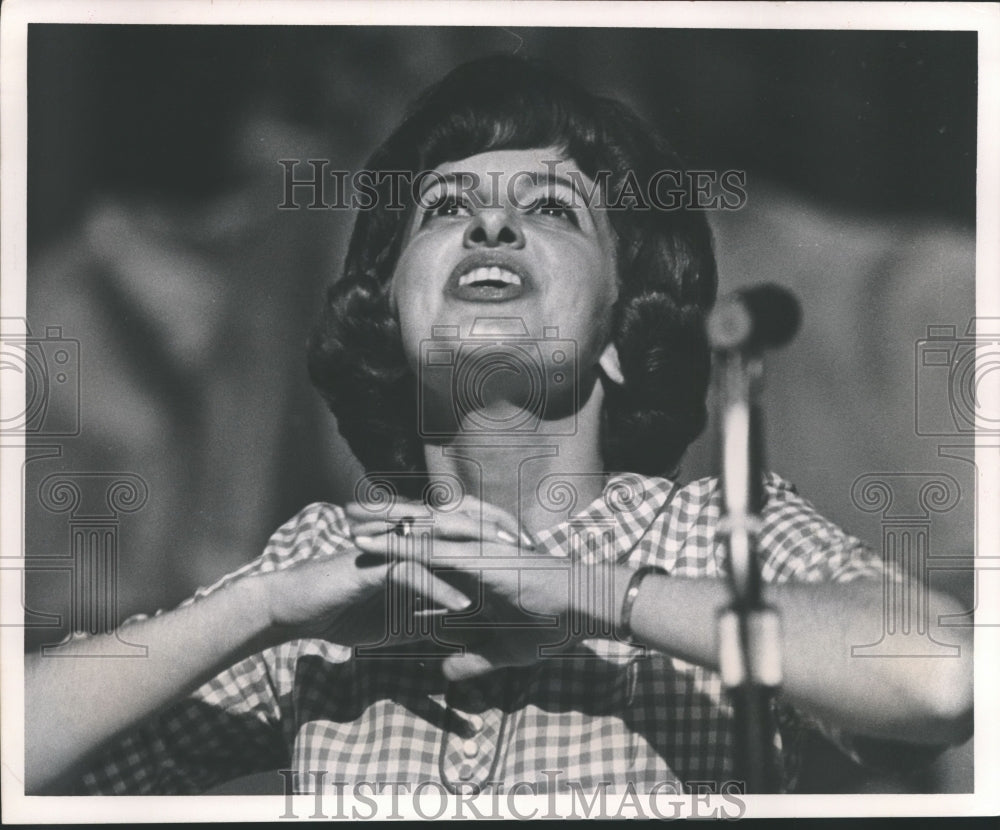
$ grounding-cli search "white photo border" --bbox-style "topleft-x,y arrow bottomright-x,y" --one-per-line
2,0 -> 998,821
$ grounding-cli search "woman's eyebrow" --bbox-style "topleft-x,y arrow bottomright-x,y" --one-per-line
517,172 -> 595,209
515,172 -> 581,193
417,171 -> 480,201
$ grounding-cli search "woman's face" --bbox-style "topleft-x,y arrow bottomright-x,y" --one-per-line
392,147 -> 620,416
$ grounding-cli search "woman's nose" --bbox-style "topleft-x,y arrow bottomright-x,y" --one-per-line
462,209 -> 525,249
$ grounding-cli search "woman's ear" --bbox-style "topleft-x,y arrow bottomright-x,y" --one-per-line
387,276 -> 399,317
598,342 -> 625,386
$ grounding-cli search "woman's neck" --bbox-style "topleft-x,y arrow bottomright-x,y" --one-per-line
422,382 -> 608,536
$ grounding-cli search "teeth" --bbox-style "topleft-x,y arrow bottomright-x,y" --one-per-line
458,266 -> 523,287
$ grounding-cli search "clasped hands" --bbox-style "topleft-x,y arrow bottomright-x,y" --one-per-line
258,494 -> 627,681
347,494 -> 599,681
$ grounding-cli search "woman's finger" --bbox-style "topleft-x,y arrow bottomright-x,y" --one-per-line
441,637 -> 539,682
343,499 -> 424,523
441,651 -> 498,682
352,535 -> 507,565
386,560 -> 472,613
458,495 -> 537,548
345,496 -> 536,549
349,513 -> 522,546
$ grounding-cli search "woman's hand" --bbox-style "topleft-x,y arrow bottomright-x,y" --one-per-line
254,493 -> 530,650
255,541 -> 473,649
348,494 -> 595,681
345,492 -> 536,550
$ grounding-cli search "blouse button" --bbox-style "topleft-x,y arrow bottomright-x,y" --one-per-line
462,739 -> 478,757
466,713 -> 484,732
458,763 -> 474,780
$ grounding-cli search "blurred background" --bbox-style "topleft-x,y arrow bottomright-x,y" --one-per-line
21,25 -> 977,792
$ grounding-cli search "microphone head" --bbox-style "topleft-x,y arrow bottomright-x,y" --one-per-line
707,283 -> 801,352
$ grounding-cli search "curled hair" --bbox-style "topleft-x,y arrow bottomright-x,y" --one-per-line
308,55 -> 717,495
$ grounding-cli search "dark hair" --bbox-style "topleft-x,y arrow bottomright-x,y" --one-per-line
307,55 -> 717,494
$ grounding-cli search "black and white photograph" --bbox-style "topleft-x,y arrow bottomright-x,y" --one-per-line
2,0 -> 997,821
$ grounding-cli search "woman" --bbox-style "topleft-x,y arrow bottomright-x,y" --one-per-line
26,55 -> 972,796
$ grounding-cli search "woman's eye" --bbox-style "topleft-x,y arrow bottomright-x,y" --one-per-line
432,197 -> 469,217
418,196 -> 470,227
436,198 -> 463,216
529,196 -> 578,226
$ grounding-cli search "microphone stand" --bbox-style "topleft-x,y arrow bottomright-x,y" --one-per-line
714,347 -> 783,794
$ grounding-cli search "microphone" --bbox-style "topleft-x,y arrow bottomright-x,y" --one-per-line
707,283 -> 801,352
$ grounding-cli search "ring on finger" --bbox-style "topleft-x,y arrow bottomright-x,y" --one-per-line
393,515 -> 415,538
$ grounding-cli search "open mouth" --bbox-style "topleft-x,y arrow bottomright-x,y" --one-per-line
447,261 -> 530,302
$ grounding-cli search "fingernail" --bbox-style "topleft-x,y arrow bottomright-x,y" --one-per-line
354,536 -> 374,546
349,525 -> 388,539
520,530 -> 537,549
414,607 -> 453,617
448,596 -> 473,612
495,528 -> 518,545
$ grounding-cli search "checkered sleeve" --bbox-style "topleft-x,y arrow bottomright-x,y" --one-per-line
74,502 -> 353,794
756,472 -> 885,585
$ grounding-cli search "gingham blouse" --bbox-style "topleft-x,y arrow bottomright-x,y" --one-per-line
76,472 -> 884,795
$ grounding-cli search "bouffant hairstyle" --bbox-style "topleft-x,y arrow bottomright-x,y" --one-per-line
307,55 -> 717,496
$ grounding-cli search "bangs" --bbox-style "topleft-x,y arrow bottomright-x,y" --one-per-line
416,95 -> 601,175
